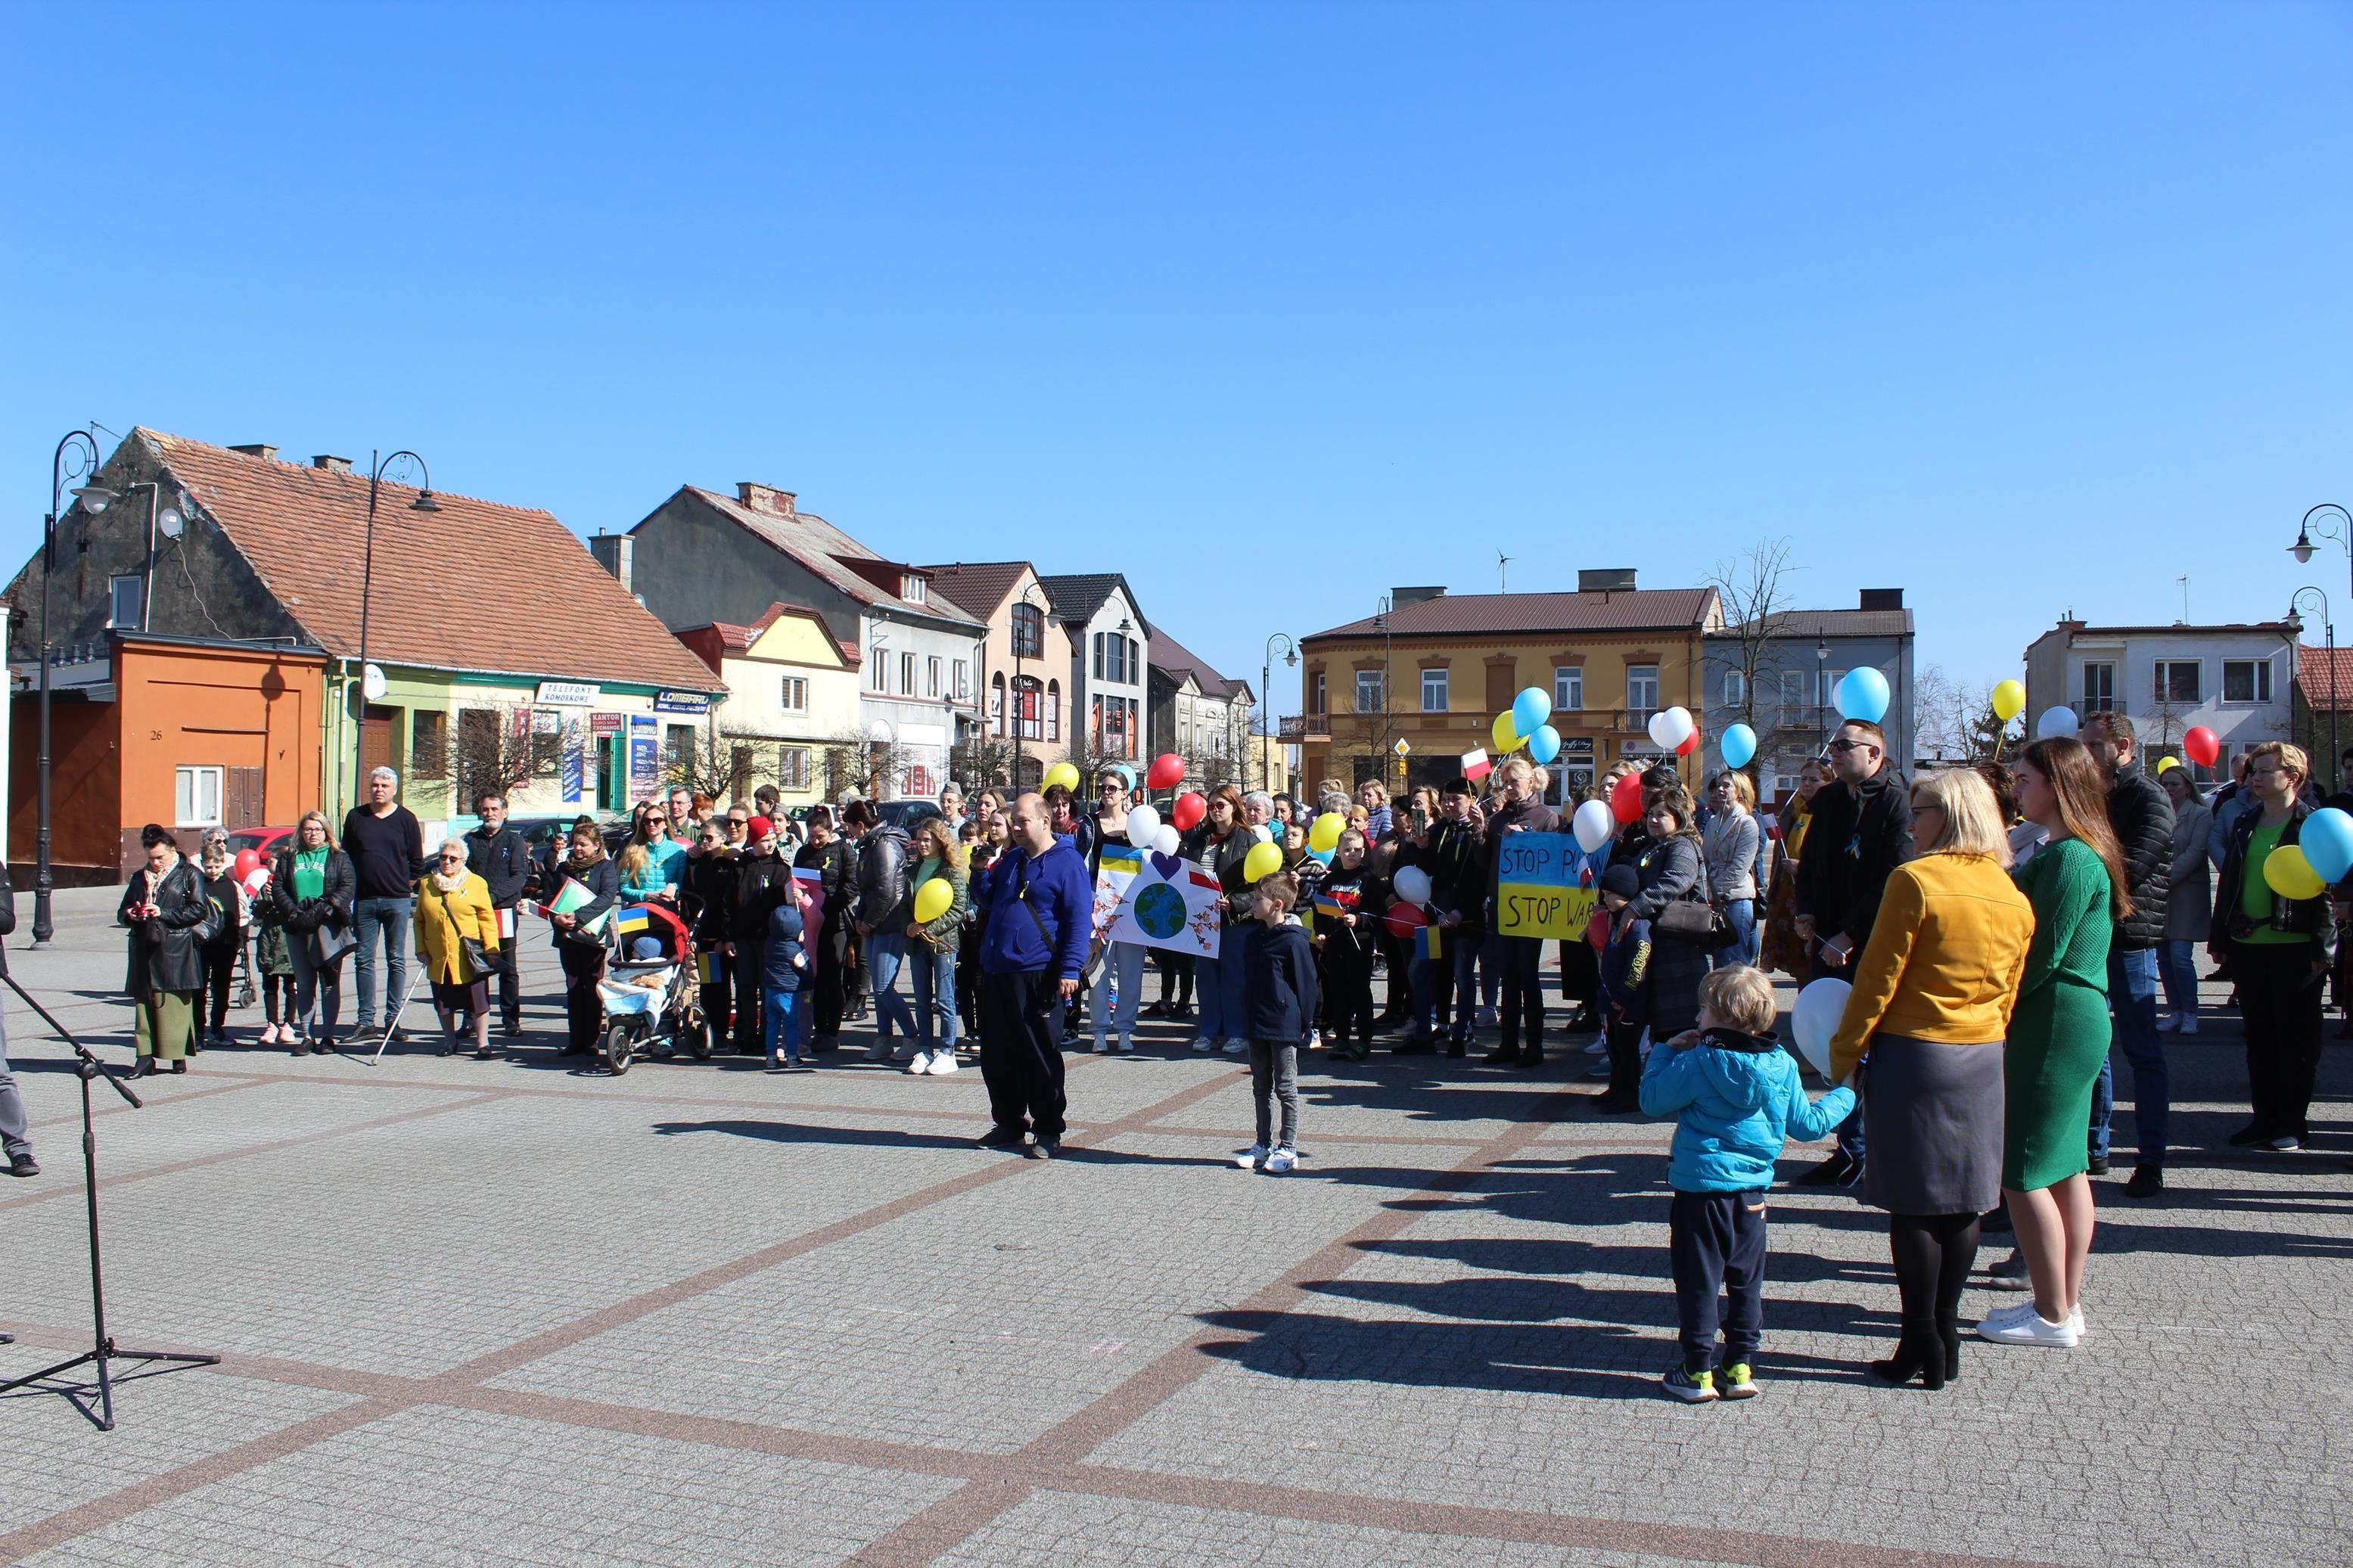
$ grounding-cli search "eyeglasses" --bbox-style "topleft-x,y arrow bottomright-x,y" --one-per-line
1828,737 -> 1870,754
438,851 -> 466,862
645,816 -> 667,827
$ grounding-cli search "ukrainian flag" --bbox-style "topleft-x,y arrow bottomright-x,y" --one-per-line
1417,924 -> 1444,961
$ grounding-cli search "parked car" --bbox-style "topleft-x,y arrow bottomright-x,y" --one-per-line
873,800 -> 942,836
514,813 -> 633,902
225,825 -> 295,862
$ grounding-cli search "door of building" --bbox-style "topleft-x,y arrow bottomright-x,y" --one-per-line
361,706 -> 398,787
594,737 -> 617,810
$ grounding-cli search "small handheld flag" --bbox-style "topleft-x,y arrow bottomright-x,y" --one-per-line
1460,748 -> 1491,781
1417,923 -> 1445,961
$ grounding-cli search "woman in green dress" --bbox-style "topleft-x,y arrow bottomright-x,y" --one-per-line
1981,736 -> 2129,1350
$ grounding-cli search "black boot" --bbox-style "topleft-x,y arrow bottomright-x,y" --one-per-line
1868,1332 -> 1946,1390
1935,1308 -> 1961,1383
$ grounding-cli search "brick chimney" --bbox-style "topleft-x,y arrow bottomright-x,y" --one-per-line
589,529 -> 633,593
737,483 -> 796,516
311,455 -> 353,474
1858,588 -> 1904,611
228,443 -> 278,462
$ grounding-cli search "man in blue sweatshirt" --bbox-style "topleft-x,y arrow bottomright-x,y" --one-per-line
973,791 -> 1093,1159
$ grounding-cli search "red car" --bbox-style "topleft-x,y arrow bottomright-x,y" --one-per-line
225,825 -> 296,862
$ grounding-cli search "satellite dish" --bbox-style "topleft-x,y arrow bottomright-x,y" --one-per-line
362,663 -> 387,701
157,507 -> 185,539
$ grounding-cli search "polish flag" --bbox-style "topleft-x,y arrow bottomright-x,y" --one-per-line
1460,747 -> 1491,781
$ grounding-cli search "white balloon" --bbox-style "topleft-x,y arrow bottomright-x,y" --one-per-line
1571,800 -> 1615,852
1152,824 -> 1180,855
1646,711 -> 1677,750
1126,803 -> 1161,848
1789,977 -> 1851,1078
1392,865 -> 1433,906
1659,705 -> 1695,746
2035,706 -> 2079,741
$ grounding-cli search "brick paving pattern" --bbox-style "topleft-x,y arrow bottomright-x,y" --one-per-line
2,889 -> 2345,1566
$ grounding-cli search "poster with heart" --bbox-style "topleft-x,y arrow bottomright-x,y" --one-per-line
1106,846 -> 1225,958
1091,843 -> 1142,943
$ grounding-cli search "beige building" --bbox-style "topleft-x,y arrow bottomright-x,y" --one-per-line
921,561 -> 1067,789
675,604 -> 864,810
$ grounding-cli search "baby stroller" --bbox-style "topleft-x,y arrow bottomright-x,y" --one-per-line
595,902 -> 704,1074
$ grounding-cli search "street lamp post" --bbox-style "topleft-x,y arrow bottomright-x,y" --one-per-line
350,451 -> 438,807
1260,632 -> 1297,794
2289,588 -> 2336,782
1814,637 -> 1830,747
33,433 -> 113,947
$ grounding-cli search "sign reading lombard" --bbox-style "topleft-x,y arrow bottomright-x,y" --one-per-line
1494,831 -> 1599,941
536,680 -> 601,706
653,691 -> 711,715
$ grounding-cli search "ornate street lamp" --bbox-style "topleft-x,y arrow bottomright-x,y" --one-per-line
351,451 -> 438,806
1261,632 -> 1298,793
33,432 -> 112,946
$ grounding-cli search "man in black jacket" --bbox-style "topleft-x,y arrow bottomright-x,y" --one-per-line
464,790 -> 531,1038
1793,719 -> 1915,1183
793,815 -> 858,1050
1425,778 -> 1490,1057
730,817 -> 793,1055
1482,757 -> 1561,1067
340,767 -> 426,1042
2083,713 -> 2176,1197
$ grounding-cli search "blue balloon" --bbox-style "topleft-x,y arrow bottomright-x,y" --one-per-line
2301,807 -> 2353,883
1836,666 -> 1891,724
1720,722 -> 1757,769
1511,686 -> 1553,736
1527,723 -> 1562,764
1307,847 -> 1335,865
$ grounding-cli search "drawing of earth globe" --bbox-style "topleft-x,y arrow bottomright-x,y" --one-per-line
1133,881 -> 1188,939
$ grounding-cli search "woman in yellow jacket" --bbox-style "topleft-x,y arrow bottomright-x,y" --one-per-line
1827,766 -> 2034,1390
414,837 -> 502,1060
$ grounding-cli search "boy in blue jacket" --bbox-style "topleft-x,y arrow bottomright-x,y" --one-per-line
1640,963 -> 1855,1402
761,884 -> 810,1070
1238,873 -> 1318,1173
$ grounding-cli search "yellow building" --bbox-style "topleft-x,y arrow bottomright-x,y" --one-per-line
676,604 -> 865,810
1297,575 -> 1720,805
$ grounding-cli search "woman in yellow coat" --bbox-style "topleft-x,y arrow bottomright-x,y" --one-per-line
414,837 -> 502,1060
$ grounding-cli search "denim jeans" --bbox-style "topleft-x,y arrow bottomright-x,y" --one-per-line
350,895 -> 413,1030
1089,941 -> 1144,1046
0,1017 -> 30,1160
288,936 -> 345,1041
762,986 -> 805,1063
910,942 -> 959,1053
865,931 -> 919,1045
2090,946 -> 2167,1166
1195,945 -> 1229,1039
1435,930 -> 1481,1041
1217,932 -> 1248,1039
1719,898 -> 1758,967
2157,939 -> 2199,1017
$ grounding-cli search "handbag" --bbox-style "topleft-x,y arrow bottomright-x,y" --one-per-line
310,920 -> 357,965
439,888 -> 491,983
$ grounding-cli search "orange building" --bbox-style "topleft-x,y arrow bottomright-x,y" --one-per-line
9,633 -> 326,881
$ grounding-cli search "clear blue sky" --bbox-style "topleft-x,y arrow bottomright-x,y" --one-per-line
6,3 -> 2348,716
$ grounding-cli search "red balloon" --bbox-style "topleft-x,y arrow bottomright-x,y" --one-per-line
1675,727 -> 1702,756
2183,725 -> 2221,768
1610,769 -> 1644,824
1382,900 -> 1429,939
1145,753 -> 1186,790
232,848 -> 263,881
1170,790 -> 1207,832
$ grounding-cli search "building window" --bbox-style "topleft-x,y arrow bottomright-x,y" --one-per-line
1821,670 -> 1847,709
1012,603 -> 1046,660
928,657 -> 942,698
779,676 -> 808,713
175,765 -> 223,827
903,574 -> 926,604
2081,661 -> 2115,711
110,574 -> 141,629
1012,675 -> 1042,741
1093,633 -> 1105,680
1356,670 -> 1385,713
780,746 -> 811,790
2222,659 -> 2272,703
1780,669 -> 1810,719
953,658 -> 970,701
899,651 -> 915,694
1555,667 -> 1582,712
2153,660 -> 2200,706
870,654 -> 887,693
1046,679 -> 1061,743
411,710 -> 447,778
1722,670 -> 1745,709
1310,671 -> 1327,714
1420,668 -> 1448,713
664,724 -> 695,778
991,672 -> 1008,736
1626,665 -> 1659,717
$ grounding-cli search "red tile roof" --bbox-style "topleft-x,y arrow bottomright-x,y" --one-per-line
1149,629 -> 1251,703
146,430 -> 720,691
1304,587 -> 1719,643
2298,644 -> 2353,707
915,560 -> 1034,620
678,487 -> 986,629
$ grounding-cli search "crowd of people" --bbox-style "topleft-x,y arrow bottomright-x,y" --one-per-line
20,719 -> 2331,1399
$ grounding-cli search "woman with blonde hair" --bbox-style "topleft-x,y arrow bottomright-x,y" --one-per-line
271,811 -> 356,1056
903,815 -> 969,1075
414,835 -> 502,1059
1829,767 -> 2035,1387
1702,770 -> 1763,966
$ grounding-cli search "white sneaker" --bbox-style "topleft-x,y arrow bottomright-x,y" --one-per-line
1117,1036 -> 1134,1053
928,1051 -> 959,1075
1265,1147 -> 1298,1174
1584,1037 -> 1609,1056
1222,1039 -> 1247,1055
2268,1134 -> 2305,1151
905,1051 -> 931,1074
1306,1029 -> 1323,1052
1978,1307 -> 2079,1347
1190,1036 -> 1215,1053
1234,1143 -> 1268,1169
2068,1306 -> 2088,1339
1477,1005 -> 1500,1028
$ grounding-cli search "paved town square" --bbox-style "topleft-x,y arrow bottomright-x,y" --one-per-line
1,890 -> 2343,1568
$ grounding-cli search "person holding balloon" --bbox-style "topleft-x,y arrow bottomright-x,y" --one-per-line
2208,743 -> 2338,1153
1820,767 -> 2033,1386
1481,756 -> 1560,1068
902,817 -> 970,1075
1181,785 -> 1261,1056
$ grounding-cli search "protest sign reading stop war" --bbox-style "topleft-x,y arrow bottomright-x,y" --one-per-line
1494,831 -> 1599,940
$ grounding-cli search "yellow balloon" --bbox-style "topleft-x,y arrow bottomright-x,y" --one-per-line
2263,844 -> 2327,902
1990,679 -> 2025,723
1309,811 -> 1345,852
1243,840 -> 1284,883
1490,711 -> 1522,753
2154,756 -> 2179,775
912,877 -> 954,924
1043,762 -> 1080,793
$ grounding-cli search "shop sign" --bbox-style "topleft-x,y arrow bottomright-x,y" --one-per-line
536,681 -> 601,706
589,711 -> 626,735
654,691 -> 711,715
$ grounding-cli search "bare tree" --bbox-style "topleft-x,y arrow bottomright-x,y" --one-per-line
664,719 -> 755,803
1705,539 -> 1797,761
449,706 -> 539,809
820,724 -> 915,802
1914,664 -> 2017,765
950,733 -> 1016,790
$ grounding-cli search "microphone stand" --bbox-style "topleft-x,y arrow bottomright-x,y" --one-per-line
0,945 -> 218,1429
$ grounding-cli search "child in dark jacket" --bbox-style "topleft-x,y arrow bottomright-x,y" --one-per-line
1239,873 -> 1319,1173
1312,830 -> 1378,1058
1595,862 -> 1652,1113
1640,964 -> 1856,1403
761,887 -> 810,1070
